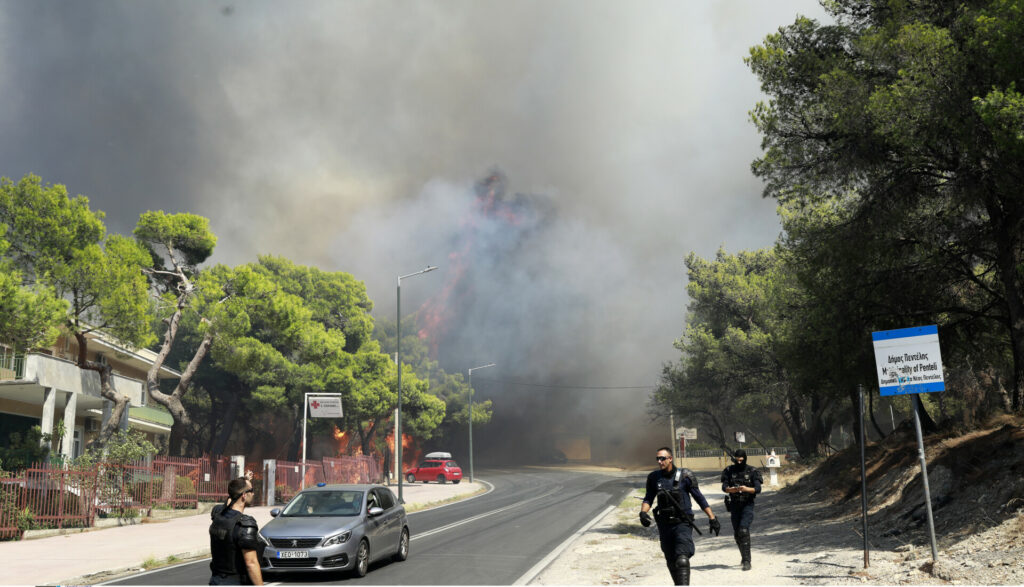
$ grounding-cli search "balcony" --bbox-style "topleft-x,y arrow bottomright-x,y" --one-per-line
0,348 -> 25,381
0,353 -> 146,405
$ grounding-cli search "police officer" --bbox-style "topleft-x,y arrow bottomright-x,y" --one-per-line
721,448 -> 762,571
209,473 -> 263,585
640,447 -> 721,585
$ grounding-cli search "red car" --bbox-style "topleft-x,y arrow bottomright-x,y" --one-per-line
405,453 -> 462,484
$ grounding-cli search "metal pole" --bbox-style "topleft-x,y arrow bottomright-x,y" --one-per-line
468,369 -> 473,483
394,266 -> 437,504
394,407 -> 399,485
890,404 -> 896,433
467,363 -> 495,484
669,413 -> 676,467
396,278 -> 403,503
911,394 -> 939,561
858,384 -> 869,568
301,393 -> 308,490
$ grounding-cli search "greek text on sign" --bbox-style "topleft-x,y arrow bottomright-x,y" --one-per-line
676,427 -> 697,440
872,325 -> 945,396
308,396 -> 343,418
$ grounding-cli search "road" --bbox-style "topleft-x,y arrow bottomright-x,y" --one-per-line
106,467 -> 636,585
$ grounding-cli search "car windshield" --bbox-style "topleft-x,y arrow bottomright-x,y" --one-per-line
280,490 -> 364,517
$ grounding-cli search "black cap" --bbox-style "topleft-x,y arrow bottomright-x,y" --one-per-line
734,449 -> 747,460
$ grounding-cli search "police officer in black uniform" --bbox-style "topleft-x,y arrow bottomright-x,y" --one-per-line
640,446 -> 721,585
720,448 -> 762,571
209,473 -> 263,585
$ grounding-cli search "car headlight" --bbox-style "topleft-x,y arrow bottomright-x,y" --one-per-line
323,530 -> 351,547
257,531 -> 271,546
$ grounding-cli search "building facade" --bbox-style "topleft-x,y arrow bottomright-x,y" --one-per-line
0,331 -> 178,460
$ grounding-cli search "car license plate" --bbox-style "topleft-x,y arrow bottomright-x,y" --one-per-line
277,550 -> 308,558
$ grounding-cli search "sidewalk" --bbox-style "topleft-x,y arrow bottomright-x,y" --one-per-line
2,480 -> 485,586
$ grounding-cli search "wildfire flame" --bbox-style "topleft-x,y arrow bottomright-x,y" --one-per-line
416,170 -> 532,357
383,430 -> 422,467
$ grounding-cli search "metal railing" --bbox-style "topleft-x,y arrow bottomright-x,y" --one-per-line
0,453 -> 386,540
0,348 -> 25,381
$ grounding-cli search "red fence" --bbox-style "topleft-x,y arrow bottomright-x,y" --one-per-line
322,455 -> 381,485
0,453 -> 384,540
273,460 -> 324,504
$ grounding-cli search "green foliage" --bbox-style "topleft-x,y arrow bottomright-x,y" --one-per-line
373,316 -> 490,447
744,0 -> 1024,416
0,426 -> 50,471
134,210 -> 217,271
75,429 -> 157,468
0,174 -> 154,349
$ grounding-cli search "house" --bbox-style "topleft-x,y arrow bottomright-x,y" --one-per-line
0,330 -> 179,460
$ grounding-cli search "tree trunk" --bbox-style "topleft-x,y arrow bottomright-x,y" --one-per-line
361,420 -> 378,456
987,196 -> 1024,412
868,389 -> 886,439
148,329 -> 212,456
210,389 -> 241,456
76,332 -> 128,450
914,394 -> 938,433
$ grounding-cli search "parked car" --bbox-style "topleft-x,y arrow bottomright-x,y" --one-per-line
259,484 -> 409,577
405,453 -> 462,484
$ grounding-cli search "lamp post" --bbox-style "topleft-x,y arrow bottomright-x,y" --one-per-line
397,266 -> 437,503
467,363 -> 495,483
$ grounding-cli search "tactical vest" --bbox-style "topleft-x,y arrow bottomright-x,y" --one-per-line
655,467 -> 694,523
209,506 -> 244,577
725,465 -> 757,503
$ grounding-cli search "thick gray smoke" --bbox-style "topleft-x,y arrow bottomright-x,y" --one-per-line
0,1 -> 829,465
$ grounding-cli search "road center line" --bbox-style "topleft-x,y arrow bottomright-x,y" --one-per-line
411,487 -> 561,541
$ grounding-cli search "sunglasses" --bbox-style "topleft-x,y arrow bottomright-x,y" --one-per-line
656,456 -> 670,462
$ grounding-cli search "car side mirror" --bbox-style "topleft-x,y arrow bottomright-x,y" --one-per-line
270,508 -> 281,517
368,506 -> 385,517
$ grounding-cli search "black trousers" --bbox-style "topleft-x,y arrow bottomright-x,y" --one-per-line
729,500 -> 755,534
656,517 -> 695,562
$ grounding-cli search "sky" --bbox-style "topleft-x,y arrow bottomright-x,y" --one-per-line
0,0 -> 831,462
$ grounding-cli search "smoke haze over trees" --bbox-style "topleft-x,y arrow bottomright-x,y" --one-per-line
0,1 -> 834,462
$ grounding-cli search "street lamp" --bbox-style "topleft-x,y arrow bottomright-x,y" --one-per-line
397,265 -> 437,503
467,362 -> 495,483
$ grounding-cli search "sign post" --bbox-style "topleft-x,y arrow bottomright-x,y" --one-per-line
676,427 -> 697,459
872,325 -> 943,561
302,393 -> 343,490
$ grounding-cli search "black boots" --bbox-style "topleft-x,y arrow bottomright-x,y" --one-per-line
669,555 -> 691,585
736,530 -> 752,570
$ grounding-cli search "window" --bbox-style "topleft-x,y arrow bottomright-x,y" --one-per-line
377,489 -> 395,510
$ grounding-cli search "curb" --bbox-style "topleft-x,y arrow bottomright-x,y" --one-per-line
66,549 -> 212,586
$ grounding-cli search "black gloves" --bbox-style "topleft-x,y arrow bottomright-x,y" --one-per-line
709,517 -> 721,536
639,511 -> 653,527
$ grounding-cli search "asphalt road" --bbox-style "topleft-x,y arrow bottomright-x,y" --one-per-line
106,467 -> 637,585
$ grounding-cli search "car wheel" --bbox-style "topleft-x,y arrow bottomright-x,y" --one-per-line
406,473 -> 416,483
353,539 -> 369,578
437,474 -> 446,484
393,528 -> 410,562
453,479 -> 460,484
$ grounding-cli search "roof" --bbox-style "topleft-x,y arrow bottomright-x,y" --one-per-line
128,405 -> 174,427
300,484 -> 381,492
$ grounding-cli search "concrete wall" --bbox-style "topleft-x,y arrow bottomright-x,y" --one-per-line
677,453 -> 791,472
23,354 -> 145,404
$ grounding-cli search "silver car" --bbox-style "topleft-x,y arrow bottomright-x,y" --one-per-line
259,484 -> 410,577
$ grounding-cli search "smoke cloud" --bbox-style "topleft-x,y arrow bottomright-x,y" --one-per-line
0,1 -> 829,465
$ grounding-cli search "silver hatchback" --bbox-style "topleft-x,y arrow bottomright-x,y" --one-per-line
259,484 -> 410,577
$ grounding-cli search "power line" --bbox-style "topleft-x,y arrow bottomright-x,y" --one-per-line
472,377 -> 656,391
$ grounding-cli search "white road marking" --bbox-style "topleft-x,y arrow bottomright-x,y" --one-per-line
411,486 -> 561,540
